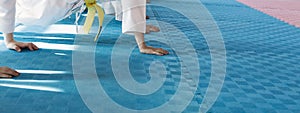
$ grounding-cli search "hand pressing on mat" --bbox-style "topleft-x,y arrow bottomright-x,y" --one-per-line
4,33 -> 39,52
0,67 -> 20,78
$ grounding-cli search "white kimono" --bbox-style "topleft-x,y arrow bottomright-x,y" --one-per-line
101,0 -> 123,21
100,0 -> 146,34
0,0 -> 146,34
120,0 -> 146,34
0,0 -> 82,33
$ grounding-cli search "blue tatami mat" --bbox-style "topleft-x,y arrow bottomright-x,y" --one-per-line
1,0 -> 300,113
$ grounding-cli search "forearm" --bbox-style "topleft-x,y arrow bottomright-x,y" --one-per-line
0,0 -> 38,52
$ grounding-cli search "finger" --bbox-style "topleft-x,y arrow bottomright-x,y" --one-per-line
0,73 -> 13,78
28,43 -> 34,51
10,70 -> 20,77
11,45 -> 22,52
152,50 -> 163,56
32,43 -> 39,50
155,48 -> 169,55
2,67 -> 20,77
29,43 -> 38,50
161,49 -> 169,55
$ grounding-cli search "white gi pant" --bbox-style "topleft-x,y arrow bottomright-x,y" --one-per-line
100,0 -> 146,34
0,0 -> 146,34
120,0 -> 146,34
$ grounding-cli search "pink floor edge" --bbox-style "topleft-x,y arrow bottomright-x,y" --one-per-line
237,0 -> 300,28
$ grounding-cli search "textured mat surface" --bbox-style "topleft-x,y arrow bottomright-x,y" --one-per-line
0,0 -> 300,113
237,0 -> 300,28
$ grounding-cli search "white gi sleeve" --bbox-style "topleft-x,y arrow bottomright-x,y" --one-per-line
15,0 -> 77,26
0,0 -> 16,33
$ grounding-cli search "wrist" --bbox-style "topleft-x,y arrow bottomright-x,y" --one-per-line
3,33 -> 15,44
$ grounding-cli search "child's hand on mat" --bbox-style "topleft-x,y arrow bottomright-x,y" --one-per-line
0,67 -> 20,78
6,41 -> 38,52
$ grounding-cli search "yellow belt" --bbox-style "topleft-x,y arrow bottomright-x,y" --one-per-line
83,0 -> 105,42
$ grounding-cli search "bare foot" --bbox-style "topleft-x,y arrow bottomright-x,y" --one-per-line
146,25 -> 160,34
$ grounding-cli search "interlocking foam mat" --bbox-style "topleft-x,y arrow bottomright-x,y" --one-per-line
0,0 -> 300,113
